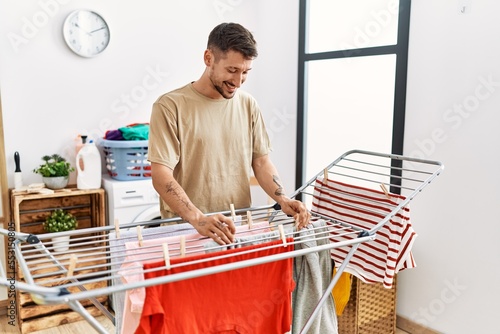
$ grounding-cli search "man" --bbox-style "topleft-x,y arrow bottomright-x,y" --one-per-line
148,22 -> 310,245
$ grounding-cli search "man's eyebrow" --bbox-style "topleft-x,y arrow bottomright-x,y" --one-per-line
227,66 -> 252,71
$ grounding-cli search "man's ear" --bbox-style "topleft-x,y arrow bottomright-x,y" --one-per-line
204,49 -> 212,66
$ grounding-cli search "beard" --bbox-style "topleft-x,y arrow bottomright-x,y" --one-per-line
209,69 -> 239,99
212,80 -> 236,99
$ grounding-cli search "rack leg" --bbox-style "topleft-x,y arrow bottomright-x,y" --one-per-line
67,300 -> 109,334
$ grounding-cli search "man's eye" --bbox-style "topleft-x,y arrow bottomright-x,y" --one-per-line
228,69 -> 237,73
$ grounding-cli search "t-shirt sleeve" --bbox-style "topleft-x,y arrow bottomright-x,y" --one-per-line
148,97 -> 180,170
250,98 -> 272,159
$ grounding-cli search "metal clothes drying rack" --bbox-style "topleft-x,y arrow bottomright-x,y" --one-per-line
0,150 -> 443,334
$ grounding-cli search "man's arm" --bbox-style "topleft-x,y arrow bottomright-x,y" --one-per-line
252,155 -> 311,228
151,162 -> 235,244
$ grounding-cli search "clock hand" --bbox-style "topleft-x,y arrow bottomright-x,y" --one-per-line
90,26 -> 106,34
75,23 -> 91,36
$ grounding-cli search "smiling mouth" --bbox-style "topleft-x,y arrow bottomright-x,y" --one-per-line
225,82 -> 236,91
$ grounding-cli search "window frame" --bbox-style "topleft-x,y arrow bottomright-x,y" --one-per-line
295,0 -> 412,190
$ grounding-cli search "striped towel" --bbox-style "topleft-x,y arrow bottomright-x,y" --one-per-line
311,178 -> 416,288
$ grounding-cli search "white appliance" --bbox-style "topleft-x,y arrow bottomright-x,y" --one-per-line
101,174 -> 161,226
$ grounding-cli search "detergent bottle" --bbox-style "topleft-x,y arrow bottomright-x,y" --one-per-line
76,140 -> 102,189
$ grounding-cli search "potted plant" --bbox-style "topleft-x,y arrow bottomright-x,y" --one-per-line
33,154 -> 75,189
43,209 -> 78,252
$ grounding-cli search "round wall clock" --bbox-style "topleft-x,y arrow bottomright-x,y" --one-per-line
63,9 -> 110,57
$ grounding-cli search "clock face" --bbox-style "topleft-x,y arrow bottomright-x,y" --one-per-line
63,10 -> 110,57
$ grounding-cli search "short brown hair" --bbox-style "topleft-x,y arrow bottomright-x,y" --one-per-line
207,23 -> 258,59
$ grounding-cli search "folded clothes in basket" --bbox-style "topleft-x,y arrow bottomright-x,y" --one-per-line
105,123 -> 150,141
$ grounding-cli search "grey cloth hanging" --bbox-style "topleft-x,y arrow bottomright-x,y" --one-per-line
292,220 -> 338,334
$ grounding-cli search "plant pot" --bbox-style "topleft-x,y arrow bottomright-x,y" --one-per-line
43,176 -> 69,190
51,235 -> 70,252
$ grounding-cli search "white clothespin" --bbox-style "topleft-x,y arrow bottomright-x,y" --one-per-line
247,210 -> 253,229
380,183 -> 391,200
230,203 -> 236,220
66,254 -> 77,278
323,168 -> 328,182
180,235 -> 186,257
136,226 -> 143,247
278,224 -> 287,247
163,243 -> 171,270
229,203 -> 241,223
114,219 -> 121,238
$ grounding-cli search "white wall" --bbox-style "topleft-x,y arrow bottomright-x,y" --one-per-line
399,1 -> 500,333
0,0 -> 298,198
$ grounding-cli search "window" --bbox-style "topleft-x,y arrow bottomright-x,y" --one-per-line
296,0 -> 411,188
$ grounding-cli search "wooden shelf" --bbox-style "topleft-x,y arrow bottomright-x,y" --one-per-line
9,186 -> 108,333
10,187 -> 105,234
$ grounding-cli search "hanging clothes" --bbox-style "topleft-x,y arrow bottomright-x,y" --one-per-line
292,220 -> 338,334
311,178 -> 416,288
118,233 -> 208,334
202,228 -> 289,252
331,269 -> 352,316
108,223 -> 197,334
118,222 -> 272,334
135,238 -> 295,334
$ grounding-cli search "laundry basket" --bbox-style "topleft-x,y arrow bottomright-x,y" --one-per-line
99,139 -> 151,181
338,276 -> 397,334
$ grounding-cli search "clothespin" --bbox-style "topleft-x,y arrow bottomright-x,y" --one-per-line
180,235 -> 186,257
66,254 -> 77,278
323,168 -> 328,182
136,226 -> 143,247
380,183 -> 391,200
230,203 -> 236,220
229,203 -> 241,223
114,219 -> 121,238
278,224 -> 287,247
162,243 -> 171,270
247,210 -> 253,229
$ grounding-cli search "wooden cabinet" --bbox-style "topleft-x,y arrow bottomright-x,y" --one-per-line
10,187 -> 109,333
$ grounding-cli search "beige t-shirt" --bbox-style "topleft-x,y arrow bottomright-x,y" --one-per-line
148,83 -> 271,218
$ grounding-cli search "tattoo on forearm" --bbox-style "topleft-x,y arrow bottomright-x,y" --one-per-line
165,182 -> 191,209
273,175 -> 285,196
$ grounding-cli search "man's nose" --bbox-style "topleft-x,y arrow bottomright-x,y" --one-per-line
232,73 -> 244,87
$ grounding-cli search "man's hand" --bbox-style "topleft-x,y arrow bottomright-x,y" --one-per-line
151,163 -> 236,245
279,197 -> 311,229
190,213 -> 236,245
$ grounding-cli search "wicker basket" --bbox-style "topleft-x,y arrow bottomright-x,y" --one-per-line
338,276 -> 397,334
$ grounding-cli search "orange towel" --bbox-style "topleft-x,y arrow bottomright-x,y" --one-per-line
332,268 -> 352,316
